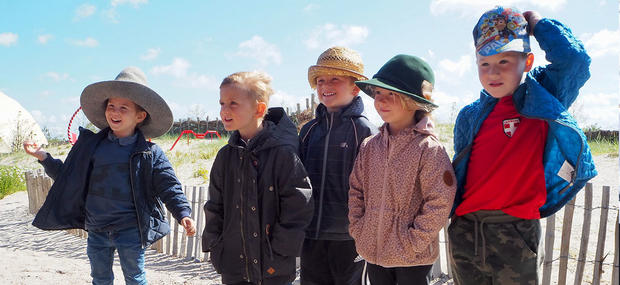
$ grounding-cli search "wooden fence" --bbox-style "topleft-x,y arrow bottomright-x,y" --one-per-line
25,170 -> 619,284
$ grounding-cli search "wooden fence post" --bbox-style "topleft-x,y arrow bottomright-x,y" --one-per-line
612,213 -> 619,285
592,186 -> 610,284
558,198 -> 575,285
574,184 -> 592,285
542,214 -> 555,285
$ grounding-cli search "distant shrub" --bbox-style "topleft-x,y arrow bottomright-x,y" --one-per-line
0,165 -> 26,199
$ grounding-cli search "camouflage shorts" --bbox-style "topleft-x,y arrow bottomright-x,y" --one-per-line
448,211 -> 542,285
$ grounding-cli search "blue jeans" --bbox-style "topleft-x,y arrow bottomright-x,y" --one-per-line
87,227 -> 146,285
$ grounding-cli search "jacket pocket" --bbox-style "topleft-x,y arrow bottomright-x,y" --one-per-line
262,248 -> 296,279
209,237 -> 224,273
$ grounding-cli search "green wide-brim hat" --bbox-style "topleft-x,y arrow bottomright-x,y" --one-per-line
80,66 -> 173,138
356,54 -> 438,111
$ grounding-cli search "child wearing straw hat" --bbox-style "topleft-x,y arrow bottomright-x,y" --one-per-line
202,71 -> 313,285
23,67 -> 196,284
349,54 -> 456,284
449,7 -> 596,284
300,46 -> 378,285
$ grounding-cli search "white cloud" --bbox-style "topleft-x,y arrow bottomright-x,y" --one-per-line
31,111 -> 58,125
236,36 -> 282,66
304,4 -> 319,12
304,24 -> 369,50
151,58 -> 219,90
103,8 -> 120,23
74,4 -> 96,20
581,29 -> 620,58
152,57 -> 190,77
70,37 -> 99,47
111,0 -> 148,7
429,0 -> 566,17
270,90 -> 305,110
140,48 -> 161,61
570,92 -> 618,130
44,72 -> 70,81
438,54 -> 473,78
0,32 -> 18,46
37,34 -> 53,44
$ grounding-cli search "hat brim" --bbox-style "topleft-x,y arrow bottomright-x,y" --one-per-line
80,81 -> 173,138
356,78 -> 439,110
308,65 -> 367,89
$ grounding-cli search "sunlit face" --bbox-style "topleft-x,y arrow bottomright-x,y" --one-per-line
476,51 -> 533,99
219,85 -> 264,139
104,97 -> 146,138
372,87 -> 417,134
315,75 -> 360,113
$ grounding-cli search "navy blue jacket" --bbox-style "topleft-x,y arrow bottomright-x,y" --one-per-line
32,127 -> 191,248
299,96 -> 378,240
203,108 -> 313,285
452,19 -> 597,218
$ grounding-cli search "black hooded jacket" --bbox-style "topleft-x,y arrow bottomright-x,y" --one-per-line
203,107 -> 313,285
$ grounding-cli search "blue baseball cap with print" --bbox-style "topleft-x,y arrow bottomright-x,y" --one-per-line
473,6 -> 530,56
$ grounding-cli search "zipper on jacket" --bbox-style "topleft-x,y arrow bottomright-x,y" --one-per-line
238,152 -> 251,282
375,136 -> 392,261
129,151 -> 149,248
521,115 -> 584,194
314,112 -> 334,238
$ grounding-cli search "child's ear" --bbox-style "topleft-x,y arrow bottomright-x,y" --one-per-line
352,84 -> 361,96
136,111 -> 147,123
524,53 -> 535,72
256,102 -> 268,118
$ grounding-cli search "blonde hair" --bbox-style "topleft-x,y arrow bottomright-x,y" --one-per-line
220,71 -> 274,104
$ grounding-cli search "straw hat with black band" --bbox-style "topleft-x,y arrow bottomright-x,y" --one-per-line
308,46 -> 368,89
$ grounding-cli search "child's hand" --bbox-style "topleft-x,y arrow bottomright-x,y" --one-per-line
23,140 -> 47,161
180,217 -> 196,237
523,11 -> 542,35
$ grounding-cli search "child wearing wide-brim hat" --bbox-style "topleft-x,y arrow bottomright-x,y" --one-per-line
25,67 -> 196,284
299,46 -> 377,285
349,54 -> 456,285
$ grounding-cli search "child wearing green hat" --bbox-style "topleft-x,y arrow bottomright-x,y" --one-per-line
349,54 -> 456,285
449,7 -> 596,284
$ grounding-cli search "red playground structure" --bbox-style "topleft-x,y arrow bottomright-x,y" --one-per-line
169,130 -> 221,151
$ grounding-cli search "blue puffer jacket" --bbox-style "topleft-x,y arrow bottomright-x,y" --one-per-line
299,96 -> 378,240
32,127 -> 191,248
452,19 -> 597,218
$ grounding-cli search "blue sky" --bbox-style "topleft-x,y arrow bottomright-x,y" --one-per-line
1,0 -> 618,138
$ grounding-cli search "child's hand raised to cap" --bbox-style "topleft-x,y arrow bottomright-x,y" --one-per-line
180,217 -> 196,237
523,11 -> 542,35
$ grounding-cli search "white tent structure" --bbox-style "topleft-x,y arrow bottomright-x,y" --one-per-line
0,91 -> 48,153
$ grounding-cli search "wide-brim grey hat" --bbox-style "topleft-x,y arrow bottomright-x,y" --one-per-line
80,66 -> 173,138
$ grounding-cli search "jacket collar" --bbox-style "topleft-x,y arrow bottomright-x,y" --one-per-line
378,116 -> 437,145
314,95 -> 366,120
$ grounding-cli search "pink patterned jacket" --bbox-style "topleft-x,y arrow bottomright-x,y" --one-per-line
348,118 -> 456,267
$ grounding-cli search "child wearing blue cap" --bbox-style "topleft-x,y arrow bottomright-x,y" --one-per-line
448,7 -> 596,284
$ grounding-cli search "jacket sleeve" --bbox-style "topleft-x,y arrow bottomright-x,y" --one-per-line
203,149 -> 225,251
269,148 -> 314,257
406,139 -> 456,253
38,153 -> 65,180
151,144 -> 191,223
531,18 -> 591,109
348,140 -> 367,241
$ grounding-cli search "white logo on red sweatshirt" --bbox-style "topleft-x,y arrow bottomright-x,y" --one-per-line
503,118 -> 520,137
